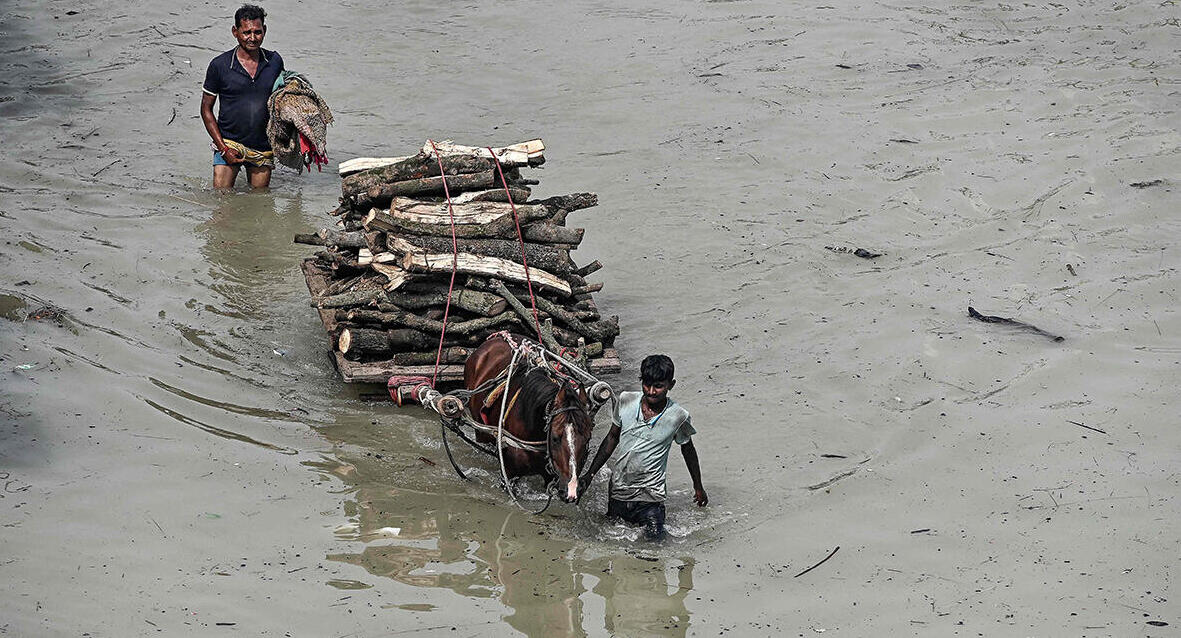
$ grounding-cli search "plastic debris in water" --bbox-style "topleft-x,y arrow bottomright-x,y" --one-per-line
15,363 -> 36,370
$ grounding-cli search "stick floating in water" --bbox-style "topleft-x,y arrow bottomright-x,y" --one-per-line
968,306 -> 1064,342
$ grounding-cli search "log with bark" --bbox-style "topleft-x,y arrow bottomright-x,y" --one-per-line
348,307 -> 520,335
341,153 -> 491,202
451,186 -> 532,204
337,327 -> 439,356
387,234 -> 575,275
357,170 -> 497,209
522,223 -> 584,246
338,327 -> 470,364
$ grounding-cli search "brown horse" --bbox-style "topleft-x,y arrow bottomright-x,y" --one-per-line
464,334 -> 595,503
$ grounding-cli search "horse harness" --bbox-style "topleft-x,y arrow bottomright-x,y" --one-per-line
419,333 -> 618,513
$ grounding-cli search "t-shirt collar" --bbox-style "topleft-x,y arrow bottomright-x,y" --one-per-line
228,46 -> 270,71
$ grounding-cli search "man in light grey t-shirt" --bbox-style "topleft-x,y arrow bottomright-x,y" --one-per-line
601,354 -> 707,540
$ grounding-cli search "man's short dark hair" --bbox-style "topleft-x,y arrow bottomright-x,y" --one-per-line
235,4 -> 266,26
640,354 -> 675,384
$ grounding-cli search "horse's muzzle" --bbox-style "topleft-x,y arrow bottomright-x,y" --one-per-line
557,476 -> 579,503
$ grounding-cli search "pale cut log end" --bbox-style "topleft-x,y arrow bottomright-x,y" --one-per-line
338,329 -> 353,354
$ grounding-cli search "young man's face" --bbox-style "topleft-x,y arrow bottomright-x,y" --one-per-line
232,18 -> 266,52
641,378 -> 675,402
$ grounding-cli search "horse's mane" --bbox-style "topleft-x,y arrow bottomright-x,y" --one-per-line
515,366 -> 560,432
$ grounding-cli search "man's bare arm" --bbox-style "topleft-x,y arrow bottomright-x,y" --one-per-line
200,93 -> 240,164
681,440 -> 707,506
581,423 -> 621,486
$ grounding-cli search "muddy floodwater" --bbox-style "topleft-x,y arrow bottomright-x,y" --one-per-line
2,0 -> 1178,635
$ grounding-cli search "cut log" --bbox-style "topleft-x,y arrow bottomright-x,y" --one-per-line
294,233 -> 323,246
451,186 -> 531,204
337,327 -> 439,357
358,170 -> 496,209
575,260 -> 603,277
338,327 -> 388,358
529,193 -> 598,219
389,238 -> 572,296
572,282 -> 603,295
381,288 -> 507,317
317,228 -> 367,248
350,307 -> 519,335
389,347 -> 471,366
522,224 -> 584,246
390,234 -> 574,275
341,153 -> 491,200
313,288 -> 386,309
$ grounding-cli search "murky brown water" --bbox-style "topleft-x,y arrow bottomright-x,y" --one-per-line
2,0 -> 1178,635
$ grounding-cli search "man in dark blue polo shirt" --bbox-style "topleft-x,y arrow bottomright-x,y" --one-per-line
200,4 -> 285,189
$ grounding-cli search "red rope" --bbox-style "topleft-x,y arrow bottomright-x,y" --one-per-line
427,139 -> 460,386
487,147 -> 543,343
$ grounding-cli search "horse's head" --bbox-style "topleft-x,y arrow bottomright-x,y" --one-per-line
546,379 -> 594,503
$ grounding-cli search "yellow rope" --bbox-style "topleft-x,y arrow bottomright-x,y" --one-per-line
222,139 -> 274,167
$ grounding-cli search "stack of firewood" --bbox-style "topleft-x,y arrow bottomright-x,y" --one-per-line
296,139 -> 618,366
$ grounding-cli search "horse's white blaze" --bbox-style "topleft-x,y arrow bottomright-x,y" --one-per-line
566,425 -> 578,500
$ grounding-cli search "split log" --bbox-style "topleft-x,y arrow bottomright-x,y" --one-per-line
359,170 -> 496,209
418,139 -> 544,168
341,153 -> 491,200
337,139 -> 544,176
364,231 -> 385,253
522,224 -> 584,246
387,237 -> 572,296
370,262 -> 410,291
390,234 -> 574,274
322,274 -> 364,298
363,201 -> 550,239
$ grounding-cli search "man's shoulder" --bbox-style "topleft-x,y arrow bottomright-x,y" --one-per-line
667,401 -> 691,423
209,48 -> 237,66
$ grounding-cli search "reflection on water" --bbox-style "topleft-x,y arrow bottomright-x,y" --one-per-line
308,442 -> 697,638
197,191 -> 311,321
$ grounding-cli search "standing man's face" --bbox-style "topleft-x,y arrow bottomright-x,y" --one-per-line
232,18 -> 265,52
